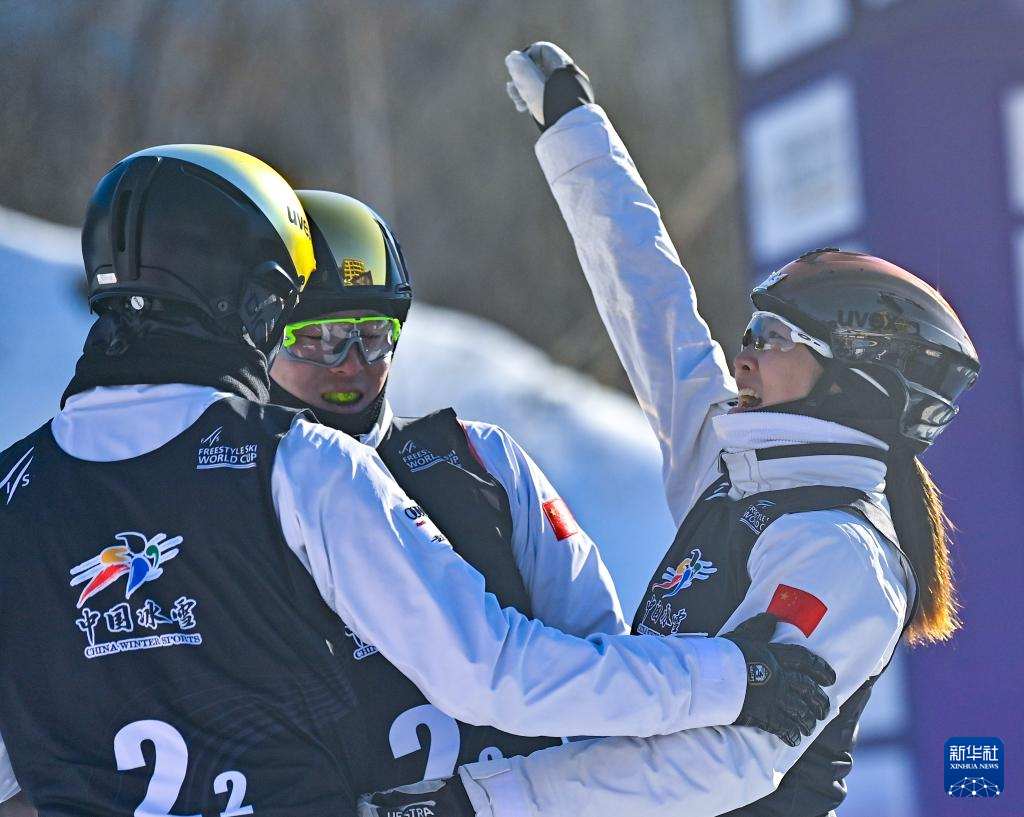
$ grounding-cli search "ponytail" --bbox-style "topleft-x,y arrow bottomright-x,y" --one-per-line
885,454 -> 960,645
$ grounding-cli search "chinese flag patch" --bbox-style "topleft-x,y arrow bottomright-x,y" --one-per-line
542,498 -> 579,541
767,584 -> 827,637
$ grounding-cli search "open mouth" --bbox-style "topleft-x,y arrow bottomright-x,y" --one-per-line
735,387 -> 762,410
322,390 -> 362,406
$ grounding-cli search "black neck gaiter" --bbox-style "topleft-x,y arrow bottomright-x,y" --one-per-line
61,314 -> 271,407
753,362 -> 911,455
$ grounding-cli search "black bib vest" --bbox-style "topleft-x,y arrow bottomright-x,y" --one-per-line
334,409 -> 560,793
631,443 -> 915,817
0,397 -> 366,817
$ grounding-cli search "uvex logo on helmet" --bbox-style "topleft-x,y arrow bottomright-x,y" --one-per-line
287,205 -> 310,238
835,310 -> 920,335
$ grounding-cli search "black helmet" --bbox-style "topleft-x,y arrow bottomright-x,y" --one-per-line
751,249 -> 980,451
290,190 -> 412,324
82,145 -> 316,354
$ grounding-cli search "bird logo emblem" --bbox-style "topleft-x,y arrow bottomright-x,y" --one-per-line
70,532 -> 183,608
652,548 -> 717,598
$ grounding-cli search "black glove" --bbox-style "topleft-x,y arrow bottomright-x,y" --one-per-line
723,612 -> 836,747
505,42 -> 595,131
357,775 -> 475,817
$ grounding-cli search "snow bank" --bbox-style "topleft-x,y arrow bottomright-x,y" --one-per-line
0,206 -> 674,614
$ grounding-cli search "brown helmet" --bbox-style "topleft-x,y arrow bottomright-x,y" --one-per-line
751,249 -> 979,450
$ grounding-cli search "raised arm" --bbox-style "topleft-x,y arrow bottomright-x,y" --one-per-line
507,43 -> 738,522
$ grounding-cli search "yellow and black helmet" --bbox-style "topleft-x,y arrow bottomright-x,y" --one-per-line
290,190 -> 412,324
82,144 -> 315,353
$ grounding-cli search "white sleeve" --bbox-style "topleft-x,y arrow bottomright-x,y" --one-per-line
271,417 -> 746,739
534,104 -> 737,523
460,511 -> 910,817
460,420 -> 628,637
0,738 -> 18,802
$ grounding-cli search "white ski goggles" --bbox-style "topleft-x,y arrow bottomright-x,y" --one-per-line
282,317 -> 402,367
741,312 -> 833,359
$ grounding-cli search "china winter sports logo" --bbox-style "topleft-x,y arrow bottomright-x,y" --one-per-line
652,548 -> 717,598
69,531 -> 202,659
636,548 -> 717,636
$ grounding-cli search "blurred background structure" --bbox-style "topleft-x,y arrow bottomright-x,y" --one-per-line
0,0 -> 751,388
1,1 -> 1021,815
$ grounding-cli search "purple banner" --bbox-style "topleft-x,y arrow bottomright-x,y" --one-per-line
733,2 -> 1024,814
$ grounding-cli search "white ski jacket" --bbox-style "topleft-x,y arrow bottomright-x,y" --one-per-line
0,380 -> 746,800
362,403 -> 628,640
457,105 -> 913,817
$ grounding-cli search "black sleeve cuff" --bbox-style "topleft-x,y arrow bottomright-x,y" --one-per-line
541,64 -> 595,132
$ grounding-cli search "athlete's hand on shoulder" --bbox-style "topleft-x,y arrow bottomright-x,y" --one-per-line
723,613 -> 836,747
504,41 -> 594,131
358,775 -> 475,817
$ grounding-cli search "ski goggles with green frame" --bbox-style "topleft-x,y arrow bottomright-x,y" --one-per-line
282,316 -> 402,367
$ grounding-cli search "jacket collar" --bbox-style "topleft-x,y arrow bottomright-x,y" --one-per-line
359,400 -> 393,449
710,411 -> 888,500
53,384 -> 231,461
54,384 -> 395,461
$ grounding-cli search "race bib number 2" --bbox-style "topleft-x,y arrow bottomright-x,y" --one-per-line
114,719 -> 253,816
389,704 -> 506,780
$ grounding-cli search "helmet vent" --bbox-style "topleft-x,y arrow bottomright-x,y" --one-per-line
796,247 -> 840,261
180,162 -> 249,206
113,189 -> 133,253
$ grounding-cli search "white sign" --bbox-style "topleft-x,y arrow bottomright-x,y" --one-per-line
1002,86 -> 1024,214
734,0 -> 851,74
742,76 -> 864,263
